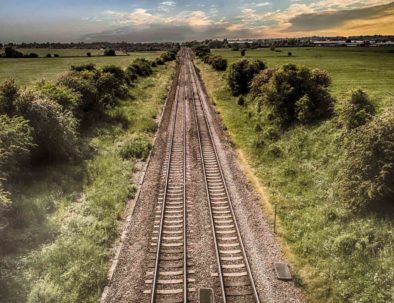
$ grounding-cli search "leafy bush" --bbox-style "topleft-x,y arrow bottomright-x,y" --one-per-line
160,51 -> 177,62
210,56 -> 228,71
130,58 -> 153,77
0,115 -> 34,178
125,66 -> 138,83
155,58 -> 164,65
192,44 -> 210,58
3,47 -> 23,58
104,49 -> 116,56
228,59 -> 266,96
96,73 -> 121,99
71,64 -> 96,72
257,64 -> 334,128
57,71 -> 99,114
36,82 -> 81,112
119,134 -> 152,160
341,89 -> 375,131
0,80 -> 19,115
340,107 -> 394,212
250,68 -> 277,96
101,65 -> 126,82
15,90 -> 78,160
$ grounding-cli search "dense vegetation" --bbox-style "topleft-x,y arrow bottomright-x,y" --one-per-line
0,51 -> 177,302
197,48 -> 394,302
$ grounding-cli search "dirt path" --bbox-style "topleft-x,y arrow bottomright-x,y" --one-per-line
101,49 -> 305,303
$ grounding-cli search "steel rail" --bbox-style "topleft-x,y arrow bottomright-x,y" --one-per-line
150,61 -> 188,302
182,61 -> 188,303
188,55 -> 261,303
187,61 -> 227,303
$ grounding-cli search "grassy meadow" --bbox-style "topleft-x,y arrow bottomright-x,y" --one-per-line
197,47 -> 394,303
0,49 -> 162,84
212,47 -> 394,108
0,53 -> 175,302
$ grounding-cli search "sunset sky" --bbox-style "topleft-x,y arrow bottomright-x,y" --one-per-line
0,0 -> 393,42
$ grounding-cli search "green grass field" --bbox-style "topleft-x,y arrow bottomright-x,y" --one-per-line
0,49 -> 162,85
213,47 -> 394,108
197,47 -> 394,303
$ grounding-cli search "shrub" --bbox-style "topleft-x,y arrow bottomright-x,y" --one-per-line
0,80 -> 19,115
3,47 -> 23,58
151,61 -> 157,67
28,53 -> 39,58
57,71 -> 99,114
104,49 -> 116,56
119,134 -> 152,160
125,66 -> 138,83
87,52 -> 92,57
210,56 -> 228,71
101,65 -> 126,82
228,59 -> 265,96
192,44 -> 210,58
96,72 -> 128,103
15,90 -> 79,160
161,51 -> 177,62
250,68 -> 277,96
312,68 -> 331,87
340,107 -> 394,212
0,115 -> 34,178
71,63 -> 96,72
240,49 -> 246,57
46,54 -> 52,58
341,89 -> 375,131
130,58 -> 153,77
155,58 -> 164,65
54,54 -> 59,58
36,82 -> 81,111
288,52 -> 292,56
258,64 -> 334,128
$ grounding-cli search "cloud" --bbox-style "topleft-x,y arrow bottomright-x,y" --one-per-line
101,8 -> 216,28
285,1 -> 394,32
82,23 -> 258,42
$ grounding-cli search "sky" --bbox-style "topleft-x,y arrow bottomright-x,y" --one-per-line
0,0 -> 393,42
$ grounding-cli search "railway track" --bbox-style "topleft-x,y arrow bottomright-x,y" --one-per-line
145,51 -> 192,303
144,49 -> 260,303
187,54 -> 260,303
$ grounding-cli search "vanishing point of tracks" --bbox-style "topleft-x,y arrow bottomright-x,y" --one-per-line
145,49 -> 260,303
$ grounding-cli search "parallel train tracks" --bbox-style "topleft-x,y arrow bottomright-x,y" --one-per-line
145,49 -> 260,303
